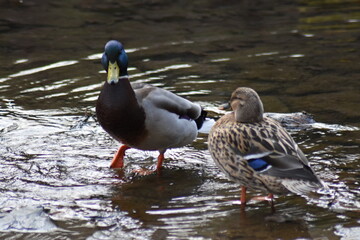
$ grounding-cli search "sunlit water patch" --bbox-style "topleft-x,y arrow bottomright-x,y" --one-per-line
8,60 -> 78,79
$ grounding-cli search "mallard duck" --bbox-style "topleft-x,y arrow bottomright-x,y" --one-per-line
208,87 -> 325,205
96,40 -> 206,173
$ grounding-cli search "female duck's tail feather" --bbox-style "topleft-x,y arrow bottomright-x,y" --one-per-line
281,178 -> 327,195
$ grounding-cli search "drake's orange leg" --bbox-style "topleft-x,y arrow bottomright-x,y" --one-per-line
156,152 -> 165,173
240,186 -> 247,206
110,145 -> 130,168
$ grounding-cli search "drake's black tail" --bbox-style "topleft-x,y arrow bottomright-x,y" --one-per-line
195,109 -> 207,129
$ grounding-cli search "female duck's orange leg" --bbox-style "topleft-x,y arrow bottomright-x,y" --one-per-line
110,145 -> 131,168
267,193 -> 274,201
240,186 -> 247,205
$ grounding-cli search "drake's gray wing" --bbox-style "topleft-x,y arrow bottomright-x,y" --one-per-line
135,85 -> 201,120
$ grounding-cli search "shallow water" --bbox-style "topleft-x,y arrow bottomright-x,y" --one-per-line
0,0 -> 359,239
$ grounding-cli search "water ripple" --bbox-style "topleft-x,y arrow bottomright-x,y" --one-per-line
9,60 -> 78,78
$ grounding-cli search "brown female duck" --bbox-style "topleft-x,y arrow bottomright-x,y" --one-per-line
208,87 -> 325,206
96,40 -> 206,173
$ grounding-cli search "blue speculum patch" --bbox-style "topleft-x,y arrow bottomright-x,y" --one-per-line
248,158 -> 270,172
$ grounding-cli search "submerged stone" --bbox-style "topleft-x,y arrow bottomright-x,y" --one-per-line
265,111 -> 316,128
0,206 -> 57,233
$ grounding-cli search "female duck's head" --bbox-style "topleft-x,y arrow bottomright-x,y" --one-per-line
230,87 -> 264,123
101,40 -> 128,85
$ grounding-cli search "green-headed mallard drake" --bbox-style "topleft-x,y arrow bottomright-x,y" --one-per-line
96,40 -> 206,173
208,87 -> 325,205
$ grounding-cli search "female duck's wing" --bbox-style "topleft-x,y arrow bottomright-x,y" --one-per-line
227,142 -> 320,184
242,146 -> 320,182
238,118 -> 323,185
133,83 -> 202,120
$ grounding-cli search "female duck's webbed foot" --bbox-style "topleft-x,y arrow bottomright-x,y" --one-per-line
110,145 -> 131,169
241,188 -> 275,210
252,193 -> 275,212
251,193 -> 274,202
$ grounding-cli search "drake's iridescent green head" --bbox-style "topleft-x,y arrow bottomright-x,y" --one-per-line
101,40 -> 128,85
230,87 -> 264,123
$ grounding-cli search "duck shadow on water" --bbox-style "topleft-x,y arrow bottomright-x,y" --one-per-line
195,189 -> 346,239
109,167 -> 205,223
196,205 -> 325,240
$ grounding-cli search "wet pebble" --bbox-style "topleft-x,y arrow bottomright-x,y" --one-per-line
0,206 -> 57,232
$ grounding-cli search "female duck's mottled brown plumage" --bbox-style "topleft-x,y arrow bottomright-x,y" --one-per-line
208,87 -> 324,204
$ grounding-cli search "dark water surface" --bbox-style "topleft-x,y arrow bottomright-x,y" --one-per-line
0,1 -> 359,239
